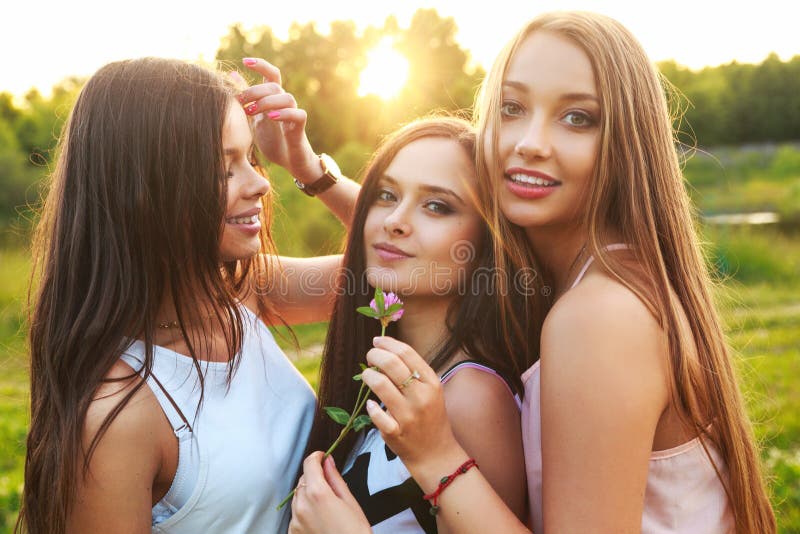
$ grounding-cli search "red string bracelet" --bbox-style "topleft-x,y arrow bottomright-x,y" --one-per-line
422,458 -> 478,516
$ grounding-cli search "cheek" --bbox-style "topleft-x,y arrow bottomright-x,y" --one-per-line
563,134 -> 600,180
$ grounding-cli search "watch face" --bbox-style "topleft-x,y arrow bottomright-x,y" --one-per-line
320,153 -> 343,179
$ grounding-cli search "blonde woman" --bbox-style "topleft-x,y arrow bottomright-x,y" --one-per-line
292,11 -> 776,534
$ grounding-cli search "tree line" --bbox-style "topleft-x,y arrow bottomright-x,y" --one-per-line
0,8 -> 797,239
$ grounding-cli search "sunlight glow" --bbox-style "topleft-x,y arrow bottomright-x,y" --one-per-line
358,38 -> 409,99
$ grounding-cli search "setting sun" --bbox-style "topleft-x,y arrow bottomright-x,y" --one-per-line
358,38 -> 409,99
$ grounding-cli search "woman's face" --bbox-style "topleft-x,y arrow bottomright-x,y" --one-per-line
364,137 -> 484,299
494,31 -> 601,230
220,101 -> 270,261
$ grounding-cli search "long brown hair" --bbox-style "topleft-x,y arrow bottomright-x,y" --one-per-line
476,12 -> 775,532
305,117 -> 532,466
20,58 -> 278,533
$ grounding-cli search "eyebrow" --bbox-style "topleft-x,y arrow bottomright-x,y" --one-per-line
502,80 -> 599,104
381,175 -> 466,206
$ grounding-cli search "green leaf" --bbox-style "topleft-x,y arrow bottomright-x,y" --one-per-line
353,373 -> 362,381
375,287 -> 385,314
386,303 -> 403,314
324,406 -> 351,425
359,363 -> 368,371
352,414 -> 372,432
356,306 -> 378,318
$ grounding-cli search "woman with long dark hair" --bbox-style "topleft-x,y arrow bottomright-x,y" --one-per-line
20,57 -> 356,533
290,117 -> 529,533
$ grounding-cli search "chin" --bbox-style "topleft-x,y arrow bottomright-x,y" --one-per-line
220,243 -> 260,263
365,267 -> 401,294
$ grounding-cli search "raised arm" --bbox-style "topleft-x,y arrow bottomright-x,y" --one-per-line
239,58 -> 361,228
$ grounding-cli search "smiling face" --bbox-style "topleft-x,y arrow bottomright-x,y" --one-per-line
495,31 -> 601,231
363,136 -> 483,298
219,101 -> 270,261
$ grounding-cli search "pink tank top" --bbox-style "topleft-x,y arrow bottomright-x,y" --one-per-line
521,245 -> 733,533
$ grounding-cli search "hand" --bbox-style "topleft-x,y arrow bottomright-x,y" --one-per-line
289,452 -> 371,534
237,57 -> 322,183
360,336 -> 465,475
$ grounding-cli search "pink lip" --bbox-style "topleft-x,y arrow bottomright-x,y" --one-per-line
225,207 -> 261,236
227,207 -> 261,218
505,167 -> 561,200
373,243 -> 413,261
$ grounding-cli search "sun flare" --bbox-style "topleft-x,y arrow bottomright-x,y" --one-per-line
358,38 -> 409,99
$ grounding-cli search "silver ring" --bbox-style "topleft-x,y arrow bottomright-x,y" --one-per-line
399,370 -> 421,389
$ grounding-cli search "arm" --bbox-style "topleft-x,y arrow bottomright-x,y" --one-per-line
239,58 -> 360,228
361,338 -> 530,534
539,278 -> 669,532
68,361 -> 169,533
247,254 -> 342,325
442,368 -> 527,525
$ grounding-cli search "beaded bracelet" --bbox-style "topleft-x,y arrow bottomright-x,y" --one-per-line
422,458 -> 478,516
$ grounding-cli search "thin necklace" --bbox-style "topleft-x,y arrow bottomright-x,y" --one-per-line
156,312 -> 218,329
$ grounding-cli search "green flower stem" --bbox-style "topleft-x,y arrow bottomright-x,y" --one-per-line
276,347 -> 380,510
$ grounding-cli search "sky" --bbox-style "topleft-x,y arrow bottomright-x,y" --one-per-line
2,0 -> 798,99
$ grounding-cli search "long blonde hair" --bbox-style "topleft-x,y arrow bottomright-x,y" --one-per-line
475,11 -> 775,533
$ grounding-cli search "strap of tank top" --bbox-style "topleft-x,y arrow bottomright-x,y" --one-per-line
440,360 -> 520,409
149,372 -> 194,435
569,243 -> 630,290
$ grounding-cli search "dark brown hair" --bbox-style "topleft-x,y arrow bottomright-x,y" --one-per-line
305,117 -> 533,466
20,57 -> 278,532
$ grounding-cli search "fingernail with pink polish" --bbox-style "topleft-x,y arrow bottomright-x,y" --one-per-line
245,103 -> 258,115
268,111 -> 280,119
243,58 -> 257,66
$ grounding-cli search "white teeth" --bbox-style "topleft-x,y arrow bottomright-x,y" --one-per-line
509,173 -> 557,186
228,214 -> 259,224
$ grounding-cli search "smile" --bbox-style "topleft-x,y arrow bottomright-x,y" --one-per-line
226,214 -> 259,224
506,173 -> 561,187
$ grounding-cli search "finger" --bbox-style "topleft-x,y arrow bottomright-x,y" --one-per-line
242,57 -> 281,85
366,398 -> 400,436
366,347 -> 411,386
244,93 -> 298,117
302,451 -> 333,499
227,70 -> 249,91
322,456 -> 357,506
238,82 -> 284,107
361,368 -> 409,419
373,336 -> 438,383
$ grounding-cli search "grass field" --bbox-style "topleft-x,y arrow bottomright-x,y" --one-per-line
1,227 -> 799,531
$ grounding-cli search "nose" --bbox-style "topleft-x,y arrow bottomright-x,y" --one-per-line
514,115 -> 552,160
244,165 -> 271,199
383,203 -> 412,237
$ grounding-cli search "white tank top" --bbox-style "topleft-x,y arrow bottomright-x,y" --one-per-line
120,305 -> 315,533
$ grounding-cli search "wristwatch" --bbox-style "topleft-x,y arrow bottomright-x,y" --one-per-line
294,153 -> 342,197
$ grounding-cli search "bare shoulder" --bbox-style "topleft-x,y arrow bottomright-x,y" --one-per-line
541,272 -> 671,411
69,359 -> 167,529
84,359 -> 164,446
441,365 -> 520,432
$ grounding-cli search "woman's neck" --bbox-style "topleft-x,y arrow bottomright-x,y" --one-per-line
524,223 -> 589,297
395,295 -> 453,364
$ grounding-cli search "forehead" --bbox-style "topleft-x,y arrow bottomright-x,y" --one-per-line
504,31 -> 596,97
383,137 -> 476,192
222,101 -> 252,149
